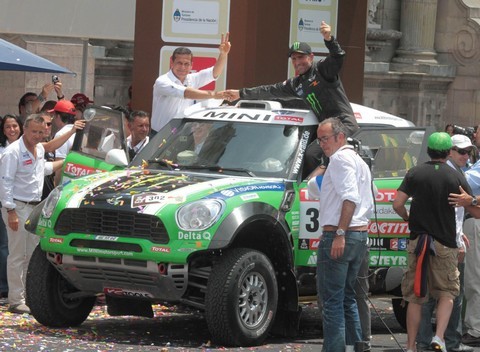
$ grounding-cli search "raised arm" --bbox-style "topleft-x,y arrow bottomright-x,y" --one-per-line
213,32 -> 231,79
42,120 -> 85,153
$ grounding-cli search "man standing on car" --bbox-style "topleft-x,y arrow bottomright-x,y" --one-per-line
307,118 -> 373,352
151,33 -> 231,134
393,132 -> 472,352
223,22 -> 358,175
127,110 -> 150,160
0,114 -> 63,314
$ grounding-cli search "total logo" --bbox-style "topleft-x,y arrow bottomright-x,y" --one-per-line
104,287 -> 153,298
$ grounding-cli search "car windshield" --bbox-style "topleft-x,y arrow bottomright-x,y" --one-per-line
354,128 -> 428,178
133,120 -> 305,178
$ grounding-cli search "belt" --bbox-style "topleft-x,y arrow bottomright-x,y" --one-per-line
322,225 -> 368,232
14,199 -> 41,206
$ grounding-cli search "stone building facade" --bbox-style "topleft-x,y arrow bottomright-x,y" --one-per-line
2,0 -> 480,131
365,0 -> 480,130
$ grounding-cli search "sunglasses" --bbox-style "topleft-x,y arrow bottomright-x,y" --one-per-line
452,148 -> 470,155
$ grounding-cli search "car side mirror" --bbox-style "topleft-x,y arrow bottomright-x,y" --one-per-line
105,149 -> 128,167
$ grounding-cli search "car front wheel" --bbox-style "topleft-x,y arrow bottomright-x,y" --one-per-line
26,245 -> 96,327
205,248 -> 278,346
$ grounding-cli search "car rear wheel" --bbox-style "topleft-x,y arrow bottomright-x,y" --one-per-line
26,245 -> 96,327
205,248 -> 278,346
392,297 -> 407,330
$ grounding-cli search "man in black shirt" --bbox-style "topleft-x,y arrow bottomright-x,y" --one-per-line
393,132 -> 472,352
223,21 -> 358,175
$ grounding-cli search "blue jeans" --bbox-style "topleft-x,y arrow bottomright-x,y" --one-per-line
0,208 -> 8,293
417,262 -> 464,350
317,230 -> 368,352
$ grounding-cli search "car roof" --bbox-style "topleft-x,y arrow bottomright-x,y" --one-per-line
179,99 -> 414,128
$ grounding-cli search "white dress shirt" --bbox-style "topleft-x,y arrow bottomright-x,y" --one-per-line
126,135 -> 149,154
308,145 -> 374,228
151,67 -> 216,132
0,137 -> 53,208
54,124 -> 75,159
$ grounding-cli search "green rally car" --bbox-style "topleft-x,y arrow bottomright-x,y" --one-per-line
25,100 -> 433,346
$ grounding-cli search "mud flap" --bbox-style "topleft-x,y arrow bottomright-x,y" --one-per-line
106,296 -> 154,318
270,268 -> 302,337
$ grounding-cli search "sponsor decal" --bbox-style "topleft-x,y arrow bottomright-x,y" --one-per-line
390,238 -> 408,251
369,252 -> 407,266
274,116 -> 304,123
215,183 -> 284,199
131,192 -> 185,208
38,217 -> 52,228
178,231 -> 212,241
64,162 -> 104,178
354,111 -> 362,120
307,252 -> 317,265
240,193 -> 259,201
95,236 -> 119,241
49,237 -> 64,244
104,287 -> 153,299
368,221 -> 410,236
151,246 -> 171,253
299,239 -> 309,250
375,189 -> 398,203
76,248 -> 134,256
309,239 -> 319,250
292,131 -> 311,175
368,237 -> 408,251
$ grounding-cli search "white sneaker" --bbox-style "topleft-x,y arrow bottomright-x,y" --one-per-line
431,335 -> 447,352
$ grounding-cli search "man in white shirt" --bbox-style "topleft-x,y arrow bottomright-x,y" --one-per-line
0,114 -> 63,314
307,118 -> 374,352
151,33 -> 231,133
126,110 -> 150,160
49,99 -> 77,185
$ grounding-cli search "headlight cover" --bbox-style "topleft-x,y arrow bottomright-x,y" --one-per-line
42,186 -> 63,219
176,199 -> 225,231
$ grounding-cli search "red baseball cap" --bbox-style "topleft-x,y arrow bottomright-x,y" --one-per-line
48,100 -> 76,115
71,93 -> 93,107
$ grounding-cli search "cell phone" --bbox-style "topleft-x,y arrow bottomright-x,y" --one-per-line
52,75 -> 59,84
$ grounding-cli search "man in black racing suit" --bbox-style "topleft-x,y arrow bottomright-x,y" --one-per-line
223,21 -> 358,178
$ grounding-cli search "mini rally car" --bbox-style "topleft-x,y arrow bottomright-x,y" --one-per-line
25,99 -> 433,346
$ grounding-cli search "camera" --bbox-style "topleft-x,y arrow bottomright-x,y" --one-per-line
453,125 -> 475,140
52,75 -> 60,84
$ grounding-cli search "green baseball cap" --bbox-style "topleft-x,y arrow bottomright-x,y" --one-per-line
427,132 -> 453,151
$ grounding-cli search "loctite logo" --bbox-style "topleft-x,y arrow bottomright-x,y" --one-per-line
49,238 -> 64,244
375,189 -> 398,203
368,221 -> 410,236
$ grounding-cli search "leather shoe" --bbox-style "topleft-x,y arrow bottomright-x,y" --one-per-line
8,303 -> 30,314
462,333 -> 480,347
450,343 -> 474,352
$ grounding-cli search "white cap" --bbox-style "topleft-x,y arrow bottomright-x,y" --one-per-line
451,134 -> 474,149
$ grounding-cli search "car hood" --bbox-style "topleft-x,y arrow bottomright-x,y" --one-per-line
61,169 -> 284,214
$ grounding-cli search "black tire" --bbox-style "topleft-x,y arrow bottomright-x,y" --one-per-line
26,245 -> 96,327
205,248 -> 278,346
392,297 -> 407,330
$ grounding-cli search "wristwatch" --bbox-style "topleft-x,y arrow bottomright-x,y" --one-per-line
472,197 -> 478,206
335,229 -> 346,237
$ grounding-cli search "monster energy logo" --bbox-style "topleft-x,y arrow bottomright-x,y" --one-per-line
292,42 -> 301,50
306,93 -> 322,115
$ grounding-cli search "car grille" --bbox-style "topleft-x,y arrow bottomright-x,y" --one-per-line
55,208 -> 169,244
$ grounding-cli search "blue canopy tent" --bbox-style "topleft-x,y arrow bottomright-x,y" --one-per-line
0,38 -> 73,74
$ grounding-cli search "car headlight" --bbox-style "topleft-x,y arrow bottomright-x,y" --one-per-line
42,186 -> 63,219
176,199 -> 225,231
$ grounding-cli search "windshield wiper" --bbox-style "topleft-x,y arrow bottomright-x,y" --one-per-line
181,165 -> 256,177
146,158 -> 176,170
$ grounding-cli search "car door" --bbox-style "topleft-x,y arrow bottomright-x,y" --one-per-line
59,106 -> 129,183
